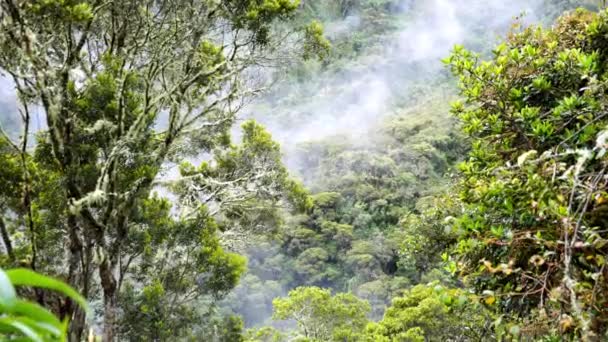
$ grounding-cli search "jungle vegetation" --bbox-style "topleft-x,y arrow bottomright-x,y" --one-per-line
2,0 -> 608,341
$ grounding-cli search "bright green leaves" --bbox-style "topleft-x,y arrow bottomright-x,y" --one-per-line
240,120 -> 281,155
577,50 -> 598,73
197,40 -> 223,62
226,0 -> 300,45
447,10 -> 608,153
0,268 -> 88,342
244,325 -> 285,342
532,75 -> 551,91
286,180 -> 314,212
7,269 -> 87,311
67,3 -> 93,22
445,8 -> 608,338
194,41 -> 227,87
518,106 -> 541,121
244,0 -> 300,21
272,286 -> 370,341
303,20 -> 331,60
558,94 -> 584,113
27,0 -> 93,23
530,120 -> 555,140
366,284 -> 491,341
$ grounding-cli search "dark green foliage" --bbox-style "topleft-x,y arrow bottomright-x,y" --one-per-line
0,0 -> 314,339
117,197 -> 246,340
2,0 -> 605,340
446,7 -> 608,339
224,94 -> 465,325
232,1 -> 608,340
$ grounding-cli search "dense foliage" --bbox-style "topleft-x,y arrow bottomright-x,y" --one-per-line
446,8 -> 608,339
0,0 -> 318,340
271,286 -> 370,340
233,1 -> 608,341
3,0 -> 608,341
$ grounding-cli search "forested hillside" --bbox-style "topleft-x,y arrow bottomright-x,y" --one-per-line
1,0 -> 608,341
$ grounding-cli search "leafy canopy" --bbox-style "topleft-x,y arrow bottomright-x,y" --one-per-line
445,7 -> 608,339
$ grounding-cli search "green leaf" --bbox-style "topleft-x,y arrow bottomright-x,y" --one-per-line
6,269 -> 88,311
9,299 -> 63,332
0,269 -> 16,308
13,315 -> 61,338
0,317 -> 43,342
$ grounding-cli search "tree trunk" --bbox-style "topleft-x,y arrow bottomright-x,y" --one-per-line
0,216 -> 14,262
102,292 -> 117,342
100,258 -> 118,342
68,308 -> 87,342
66,215 -> 86,341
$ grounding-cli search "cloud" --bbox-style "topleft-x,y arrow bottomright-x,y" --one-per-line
0,75 -> 47,136
245,0 -> 552,177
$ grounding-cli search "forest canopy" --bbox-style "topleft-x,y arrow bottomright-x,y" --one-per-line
1,0 -> 608,341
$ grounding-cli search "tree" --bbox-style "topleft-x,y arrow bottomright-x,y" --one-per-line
446,8 -> 608,339
245,326 -> 285,342
115,196 -> 246,340
0,0 -> 319,340
271,286 -> 370,341
363,284 -> 492,342
399,195 -> 461,283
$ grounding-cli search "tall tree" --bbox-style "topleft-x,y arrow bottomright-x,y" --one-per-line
0,0 -> 317,340
271,286 -> 370,341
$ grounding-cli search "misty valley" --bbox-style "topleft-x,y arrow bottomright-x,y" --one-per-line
1,0 -> 608,341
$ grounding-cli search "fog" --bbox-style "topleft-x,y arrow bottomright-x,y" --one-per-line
228,0 -> 584,327
0,76 -> 19,135
0,0 -> 566,160
0,0 -> 589,330
246,0 -> 557,176
0,75 -> 46,139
